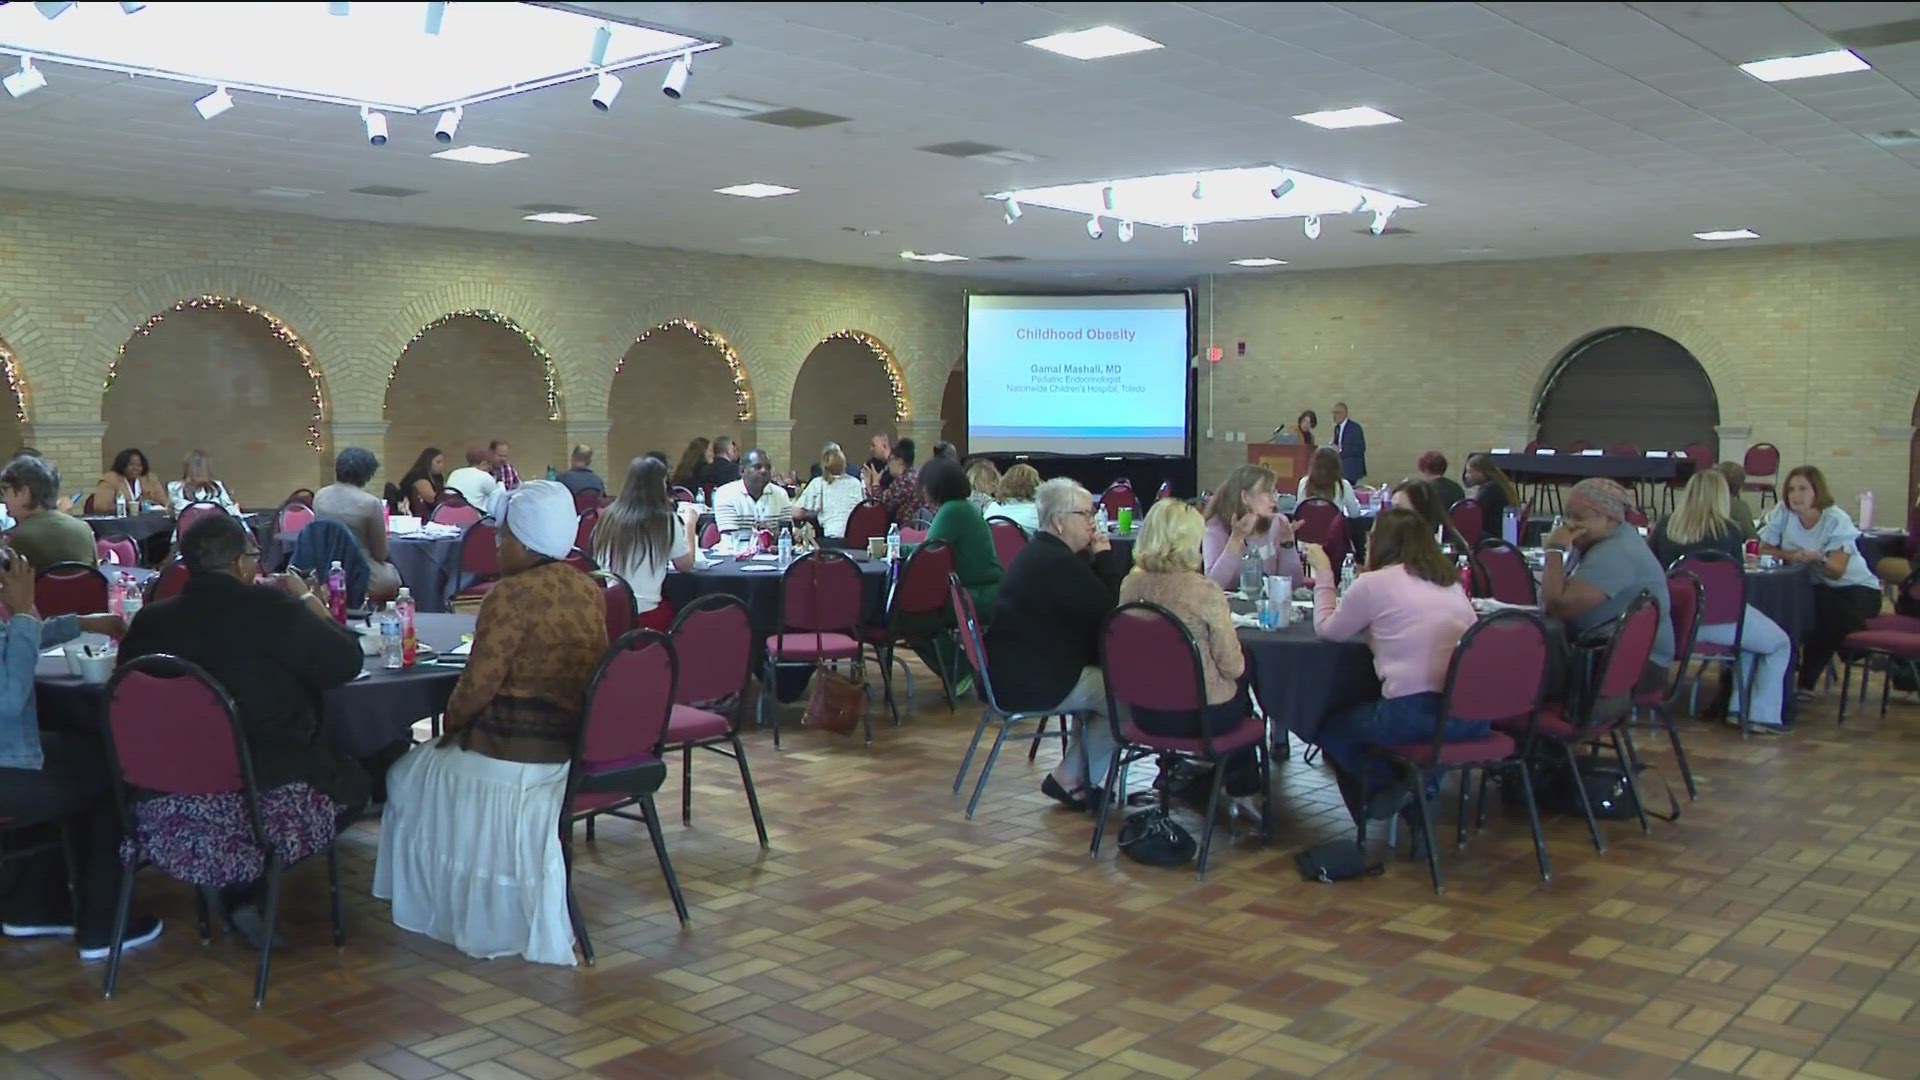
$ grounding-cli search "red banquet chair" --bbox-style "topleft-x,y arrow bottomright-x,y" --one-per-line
1640,570 -> 1704,800
861,540 -> 955,725
563,629 -> 689,964
428,493 -> 483,530
147,559 -> 188,603
592,570 -> 639,643
450,521 -> 501,606
1669,551 -> 1758,737
986,516 -> 1028,572
575,509 -> 599,560
1469,539 -> 1536,605
1290,497 -> 1349,565
1743,442 -> 1780,508
174,501 -> 226,543
758,550 -> 868,747
573,489 -> 605,514
1090,602 -> 1272,877
664,594 -> 768,847
1099,481 -> 1139,517
95,537 -> 138,569
35,562 -> 108,619
276,500 -> 315,541
1449,498 -> 1486,550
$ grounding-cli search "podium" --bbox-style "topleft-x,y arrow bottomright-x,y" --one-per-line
1248,442 -> 1313,489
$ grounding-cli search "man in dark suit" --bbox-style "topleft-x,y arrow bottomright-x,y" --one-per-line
985,478 -> 1127,811
700,435 -> 741,489
1331,402 -> 1367,484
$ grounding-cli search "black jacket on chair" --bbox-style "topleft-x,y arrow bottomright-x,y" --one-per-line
984,531 -> 1127,712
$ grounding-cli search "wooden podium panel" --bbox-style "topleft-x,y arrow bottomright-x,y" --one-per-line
1248,443 -> 1313,488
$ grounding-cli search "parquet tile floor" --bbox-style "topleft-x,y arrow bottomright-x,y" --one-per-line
3,668 -> 1917,1079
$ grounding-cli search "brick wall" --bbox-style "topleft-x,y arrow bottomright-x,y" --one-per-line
788,337 -> 896,477
383,314 -> 563,488
606,324 -> 753,481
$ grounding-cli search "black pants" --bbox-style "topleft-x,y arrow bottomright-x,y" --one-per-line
0,731 -> 126,939
1134,680 -> 1262,798
1801,584 -> 1882,690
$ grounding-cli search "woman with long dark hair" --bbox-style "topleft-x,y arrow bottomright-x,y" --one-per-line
390,447 -> 446,516
671,437 -> 711,489
592,455 -> 695,629
1294,410 -> 1318,447
93,447 -> 165,512
1462,453 -> 1520,541
1296,445 -> 1360,515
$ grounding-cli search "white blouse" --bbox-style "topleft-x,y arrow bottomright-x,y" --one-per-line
1296,477 -> 1361,517
798,474 -> 865,538
167,479 -> 240,515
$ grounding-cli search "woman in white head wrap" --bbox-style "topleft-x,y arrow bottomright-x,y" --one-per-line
374,480 -> 609,965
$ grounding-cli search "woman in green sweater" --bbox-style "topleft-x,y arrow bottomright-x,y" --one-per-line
912,457 -> 1002,693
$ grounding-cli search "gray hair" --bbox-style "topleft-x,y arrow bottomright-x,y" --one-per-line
1,454 -> 59,510
1034,477 -> 1089,535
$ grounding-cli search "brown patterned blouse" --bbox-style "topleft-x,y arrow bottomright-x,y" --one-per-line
439,560 -> 608,764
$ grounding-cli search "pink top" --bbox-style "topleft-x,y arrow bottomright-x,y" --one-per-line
1312,563 -> 1475,700
1201,517 -> 1304,590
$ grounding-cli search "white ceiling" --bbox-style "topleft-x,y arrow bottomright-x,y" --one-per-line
2,1 -> 1919,283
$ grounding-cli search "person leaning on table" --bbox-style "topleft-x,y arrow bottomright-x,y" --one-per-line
1759,465 -> 1883,700
1539,477 -> 1674,696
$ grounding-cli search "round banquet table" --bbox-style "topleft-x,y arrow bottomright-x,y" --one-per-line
81,512 -> 172,545
391,534 -> 464,612
1855,529 -> 1908,568
662,553 -> 891,652
1740,564 -> 1815,726
35,612 -> 472,760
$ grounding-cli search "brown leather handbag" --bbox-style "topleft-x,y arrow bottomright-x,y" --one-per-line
800,553 -> 866,736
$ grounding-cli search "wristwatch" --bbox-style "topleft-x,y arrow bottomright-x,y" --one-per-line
1278,540 -> 1298,549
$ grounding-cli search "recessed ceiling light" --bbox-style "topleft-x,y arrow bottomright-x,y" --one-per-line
1292,106 -> 1401,129
1693,229 -> 1759,241
523,211 -> 596,224
254,185 -> 323,198
1024,26 -> 1163,60
1229,258 -> 1287,267
431,145 -> 529,165
899,251 -> 968,263
714,183 -> 798,198
1738,49 -> 1869,82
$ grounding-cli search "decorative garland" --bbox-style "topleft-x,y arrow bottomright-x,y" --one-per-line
619,319 -> 754,421
0,338 -> 27,423
824,329 -> 910,422
113,295 -> 326,451
395,310 -> 562,421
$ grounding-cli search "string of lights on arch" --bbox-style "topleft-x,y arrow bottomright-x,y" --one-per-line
0,339 -> 27,423
395,310 -> 562,421
823,329 -> 910,422
618,319 -> 754,421
111,295 -> 327,451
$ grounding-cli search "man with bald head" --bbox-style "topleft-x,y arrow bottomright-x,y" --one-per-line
443,446 -> 500,509
711,448 -> 793,531
1541,478 -> 1673,693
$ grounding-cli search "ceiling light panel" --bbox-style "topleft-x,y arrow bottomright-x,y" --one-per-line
1023,26 -> 1163,61
1737,49 -> 1869,83
0,2 -> 725,113
1693,229 -> 1759,240
899,251 -> 967,262
715,183 -> 797,198
523,211 -> 596,224
430,145 -> 528,165
991,166 -> 1421,229
1293,106 -> 1401,129
1229,258 -> 1287,267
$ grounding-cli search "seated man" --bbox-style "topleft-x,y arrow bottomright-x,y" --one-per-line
442,446 -> 501,510
711,448 -> 793,532
556,444 -> 605,497
117,515 -> 371,945
985,478 -> 1127,810
1541,477 -> 1675,694
2,455 -> 97,570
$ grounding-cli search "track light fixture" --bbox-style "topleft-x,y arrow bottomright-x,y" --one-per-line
424,1 -> 446,35
193,86 -> 233,120
591,71 -> 623,110
1369,206 -> 1394,235
588,24 -> 612,66
360,106 -> 388,145
328,2 -> 349,14
1270,178 -> 1295,200
1181,224 -> 1198,244
1303,215 -> 1321,240
1086,216 -> 1104,240
1101,185 -> 1116,212
3,57 -> 47,98
34,2 -> 73,19
1191,179 -> 1203,200
434,106 -> 462,143
1117,220 -> 1135,243
661,52 -> 691,99
119,2 -> 148,13
1003,198 -> 1021,225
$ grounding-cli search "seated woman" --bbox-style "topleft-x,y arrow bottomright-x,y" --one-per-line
1540,478 -> 1674,694
1293,409 -> 1318,447
1462,453 -> 1520,541
93,447 -> 166,514
671,437 -> 711,491
1117,500 -> 1261,817
390,447 -> 445,517
1654,470 -> 1791,731
965,459 -> 1001,511
313,446 -> 401,603
864,437 -> 924,526
1759,465 -> 1883,700
592,455 -> 696,630
914,457 -> 1003,690
166,450 -> 240,515
1391,478 -> 1472,555
794,444 -> 865,539
984,463 -> 1042,532
1415,451 -> 1467,510
1296,446 -> 1361,516
1200,464 -> 1303,590
3,455 -> 99,570
374,482 -> 608,966
1306,509 -> 1480,826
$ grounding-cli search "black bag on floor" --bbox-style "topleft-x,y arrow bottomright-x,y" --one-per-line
1293,839 -> 1383,883
1511,746 -> 1678,823
1117,807 -> 1195,867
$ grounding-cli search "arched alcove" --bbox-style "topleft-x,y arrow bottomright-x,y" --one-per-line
0,335 -> 30,455
940,365 -> 966,455
790,333 -> 903,471
104,297 -> 328,506
384,312 -> 561,485
608,320 -> 753,476
1534,328 -> 1719,454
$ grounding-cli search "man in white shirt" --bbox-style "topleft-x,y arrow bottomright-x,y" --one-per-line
442,446 -> 500,509
711,448 -> 793,531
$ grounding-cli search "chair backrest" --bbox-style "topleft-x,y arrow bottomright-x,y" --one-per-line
1681,443 -> 1713,473
1156,480 -> 1172,500
277,501 -> 315,539
1449,498 -> 1486,546
593,570 -> 637,645
778,550 -> 865,633
1100,602 -> 1228,755
986,516 -> 1028,569
948,573 -> 1002,713
35,562 -> 109,619
104,655 -> 251,803
1625,506 -> 1649,528
668,486 -> 694,504
1523,440 -> 1542,454
459,521 -> 501,577
1290,497 -> 1343,546
287,489 -> 316,507
575,509 -> 599,559
574,489 -> 605,514
175,501 -> 226,541
1670,550 -> 1746,627
1567,439 -> 1594,453
1743,442 -> 1779,478
575,630 -> 677,772
888,540 -> 953,621
698,521 -> 720,548
668,594 -> 752,715
430,496 -> 483,529
83,493 -> 100,516
563,550 -> 597,573
1440,609 -> 1550,728
1099,482 -> 1139,514
150,559 -> 188,602
1663,570 -> 1704,701
95,537 -> 138,569
1592,591 -> 1661,704
898,527 -> 929,546
1469,539 -> 1536,604
843,501 -> 890,549
1607,442 -> 1641,457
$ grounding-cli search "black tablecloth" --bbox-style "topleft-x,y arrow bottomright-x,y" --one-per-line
1743,565 -> 1815,726
1856,530 -> 1908,567
1486,453 -> 1696,484
81,513 -> 172,544
393,535 -> 463,612
35,613 -> 471,760
662,556 -> 891,653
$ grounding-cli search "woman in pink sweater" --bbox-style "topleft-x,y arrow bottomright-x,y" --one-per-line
1306,508 -> 1482,826
1200,465 -> 1304,590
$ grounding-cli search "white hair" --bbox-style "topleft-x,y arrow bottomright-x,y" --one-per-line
1035,477 -> 1090,535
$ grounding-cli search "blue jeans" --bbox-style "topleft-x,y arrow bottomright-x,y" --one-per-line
1315,692 -> 1492,794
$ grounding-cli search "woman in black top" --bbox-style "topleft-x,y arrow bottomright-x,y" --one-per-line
1462,453 -> 1519,540
1651,470 -> 1745,566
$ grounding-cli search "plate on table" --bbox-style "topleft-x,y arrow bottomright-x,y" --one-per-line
735,563 -> 781,573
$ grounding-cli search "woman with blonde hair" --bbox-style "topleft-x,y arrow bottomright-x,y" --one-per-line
1201,464 -> 1302,590
1462,453 -> 1520,540
167,450 -> 240,515
1296,445 -> 1360,515
795,443 -> 864,539
985,463 -> 1041,532
965,459 -> 1001,511
1651,470 -> 1743,566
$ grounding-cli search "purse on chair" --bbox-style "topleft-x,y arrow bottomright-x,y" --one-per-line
801,557 -> 866,736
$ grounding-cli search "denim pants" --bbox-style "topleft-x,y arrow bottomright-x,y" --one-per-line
1314,692 -> 1491,794
1694,604 -> 1790,726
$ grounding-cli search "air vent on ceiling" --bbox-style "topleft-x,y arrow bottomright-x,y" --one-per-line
683,96 -> 778,119
916,141 -> 1039,164
1829,18 -> 1920,49
738,236 -> 788,245
255,186 -> 322,199
839,226 -> 885,237
979,255 -> 1028,263
1869,129 -> 1920,147
745,107 -> 850,128
1353,226 -> 1415,237
350,185 -> 424,198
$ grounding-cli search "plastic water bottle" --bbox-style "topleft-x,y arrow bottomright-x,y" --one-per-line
777,524 -> 793,568
120,574 -> 143,621
107,573 -> 125,618
1502,508 -> 1520,546
1239,547 -> 1264,600
1339,553 -> 1356,593
886,523 -> 901,562
396,587 -> 417,666
327,560 -> 347,623
114,493 -> 127,518
379,604 -> 403,669
1859,491 -> 1875,531
545,465 -> 557,481
1095,505 -> 1110,536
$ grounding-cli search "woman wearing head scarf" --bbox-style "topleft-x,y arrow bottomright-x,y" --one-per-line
373,481 -> 608,966
1541,477 -> 1674,694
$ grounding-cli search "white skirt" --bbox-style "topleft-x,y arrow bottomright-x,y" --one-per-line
372,743 -> 576,966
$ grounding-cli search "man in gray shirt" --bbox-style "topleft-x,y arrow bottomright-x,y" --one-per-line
1541,478 -> 1673,690
555,445 -> 605,497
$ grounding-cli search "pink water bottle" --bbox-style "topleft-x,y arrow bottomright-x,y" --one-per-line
107,573 -> 125,619
327,560 -> 347,623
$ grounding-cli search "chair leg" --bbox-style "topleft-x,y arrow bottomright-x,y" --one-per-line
1193,757 -> 1228,878
1089,749 -> 1127,859
763,659 -> 782,748
1659,705 -> 1697,800
253,858 -> 284,1008
1454,768 -> 1471,849
561,826 -> 591,965
730,736 -> 770,848
193,882 -> 213,944
964,722 -> 1013,820
327,844 -> 345,948
100,857 -> 138,999
1880,654 -> 1894,717
680,745 -> 693,826
951,709 -> 994,795
1613,728 -> 1652,835
1409,773 -> 1444,893
640,796 -> 690,925
877,643 -> 899,726
1838,656 -> 1853,724
1563,741 -> 1605,853
1512,761 -> 1551,882
585,814 -> 596,843
1025,715 -> 1050,762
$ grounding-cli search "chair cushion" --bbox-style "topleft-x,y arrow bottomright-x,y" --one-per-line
1118,716 -> 1264,756
1865,614 -> 1920,634
1374,731 -> 1516,766
569,791 -> 634,815
1842,629 -> 1920,656
665,704 -> 731,743
1493,705 -> 1577,741
766,633 -> 861,660
1689,643 -> 1736,658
